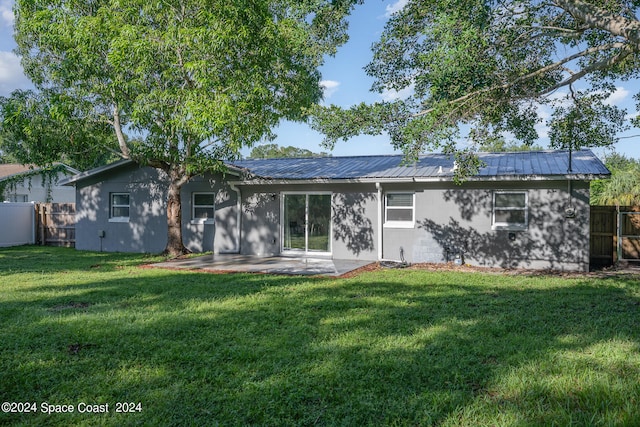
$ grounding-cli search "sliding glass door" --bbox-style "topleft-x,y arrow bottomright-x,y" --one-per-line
283,193 -> 331,254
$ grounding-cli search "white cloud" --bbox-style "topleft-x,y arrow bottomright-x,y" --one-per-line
385,0 -> 409,17
0,50 -> 31,96
604,86 -> 629,106
320,80 -> 340,99
0,0 -> 14,28
380,83 -> 414,102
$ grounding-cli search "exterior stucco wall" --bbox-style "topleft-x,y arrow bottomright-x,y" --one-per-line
73,163 -> 591,270
239,185 -> 281,256
75,164 -> 238,253
330,184 -> 378,261
381,180 -> 590,271
238,183 -> 379,260
183,175 -> 239,253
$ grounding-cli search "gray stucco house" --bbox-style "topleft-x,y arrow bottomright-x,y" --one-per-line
62,149 -> 609,271
1,163 -> 79,203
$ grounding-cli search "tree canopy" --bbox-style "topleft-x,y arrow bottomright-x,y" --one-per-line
311,0 -> 638,174
248,143 -> 330,158
0,90 -> 119,170
591,152 -> 640,206
5,0 -> 357,255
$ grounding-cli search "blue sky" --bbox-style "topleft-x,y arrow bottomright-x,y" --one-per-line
1,0 -> 639,160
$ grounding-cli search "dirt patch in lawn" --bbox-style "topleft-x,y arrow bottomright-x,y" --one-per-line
341,261 -> 640,279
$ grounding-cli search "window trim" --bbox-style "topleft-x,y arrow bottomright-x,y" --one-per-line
384,192 -> 415,228
492,191 -> 528,231
109,192 -> 130,223
8,194 -> 28,202
191,192 -> 216,224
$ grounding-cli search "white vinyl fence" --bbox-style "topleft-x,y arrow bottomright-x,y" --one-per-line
0,202 -> 36,247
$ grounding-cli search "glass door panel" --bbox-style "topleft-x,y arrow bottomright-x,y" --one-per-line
307,194 -> 331,252
283,194 -> 306,251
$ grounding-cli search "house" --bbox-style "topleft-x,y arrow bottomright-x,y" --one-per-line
61,149 -> 610,271
0,163 -> 79,203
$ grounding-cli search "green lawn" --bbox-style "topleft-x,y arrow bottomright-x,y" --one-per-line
1,246 -> 639,426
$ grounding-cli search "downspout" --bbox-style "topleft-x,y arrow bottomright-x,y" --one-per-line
228,183 -> 242,254
376,182 -> 383,261
565,179 -> 575,218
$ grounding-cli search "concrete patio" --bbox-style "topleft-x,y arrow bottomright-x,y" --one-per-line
151,254 -> 373,277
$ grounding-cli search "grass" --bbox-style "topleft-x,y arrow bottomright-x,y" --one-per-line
1,246 -> 640,426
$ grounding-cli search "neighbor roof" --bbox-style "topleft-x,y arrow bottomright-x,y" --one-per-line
231,149 -> 609,182
0,163 -> 80,181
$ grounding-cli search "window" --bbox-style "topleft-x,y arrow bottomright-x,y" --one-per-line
110,193 -> 130,221
192,193 -> 215,222
385,192 -> 414,227
8,194 -> 28,202
493,191 -> 527,230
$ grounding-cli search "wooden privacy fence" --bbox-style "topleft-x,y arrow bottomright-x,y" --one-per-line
590,205 -> 640,268
618,206 -> 640,262
36,203 -> 76,247
590,206 -> 616,268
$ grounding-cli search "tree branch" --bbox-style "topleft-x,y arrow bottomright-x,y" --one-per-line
413,42 -> 626,118
112,104 -> 131,159
511,24 -> 585,45
537,45 -> 633,96
553,0 -> 640,47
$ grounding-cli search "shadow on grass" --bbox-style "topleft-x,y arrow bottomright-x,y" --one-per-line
0,245 -> 161,274
1,264 -> 640,426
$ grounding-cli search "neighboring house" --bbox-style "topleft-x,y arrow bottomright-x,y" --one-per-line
61,150 -> 610,271
0,163 -> 79,203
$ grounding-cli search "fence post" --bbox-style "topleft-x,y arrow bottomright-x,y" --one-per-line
31,203 -> 37,245
616,207 -> 621,264
39,203 -> 46,246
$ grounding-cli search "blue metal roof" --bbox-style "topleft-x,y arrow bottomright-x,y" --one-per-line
231,149 -> 610,181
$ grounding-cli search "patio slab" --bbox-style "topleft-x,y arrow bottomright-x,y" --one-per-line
151,254 -> 373,277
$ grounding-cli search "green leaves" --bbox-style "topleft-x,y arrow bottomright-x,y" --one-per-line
312,0 -> 640,180
0,90 -> 118,170
591,153 -> 640,206
248,143 -> 330,159
7,0 -> 359,253
11,0 -> 356,172
548,91 -> 628,151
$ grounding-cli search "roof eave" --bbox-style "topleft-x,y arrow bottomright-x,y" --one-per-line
231,172 -> 610,185
59,159 -> 135,186
462,173 -> 611,182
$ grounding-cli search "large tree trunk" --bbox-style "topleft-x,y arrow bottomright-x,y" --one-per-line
164,169 -> 190,257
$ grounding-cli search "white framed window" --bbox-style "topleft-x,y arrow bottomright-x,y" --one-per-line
492,191 -> 528,230
385,192 -> 415,228
8,194 -> 28,202
109,193 -> 130,222
192,192 -> 215,223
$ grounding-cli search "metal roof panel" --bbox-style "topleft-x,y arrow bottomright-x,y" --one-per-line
232,150 -> 610,181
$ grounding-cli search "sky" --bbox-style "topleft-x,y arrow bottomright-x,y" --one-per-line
1,0 -> 639,160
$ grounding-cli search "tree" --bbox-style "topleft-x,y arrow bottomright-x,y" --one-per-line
9,0 -> 356,255
475,136 -> 545,152
310,0 -> 636,176
0,90 -> 119,170
591,152 -> 640,206
0,136 -> 19,164
248,143 -> 330,158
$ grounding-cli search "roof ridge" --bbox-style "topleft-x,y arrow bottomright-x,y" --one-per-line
237,153 -> 405,161
237,149 -> 595,162
477,148 -> 592,155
